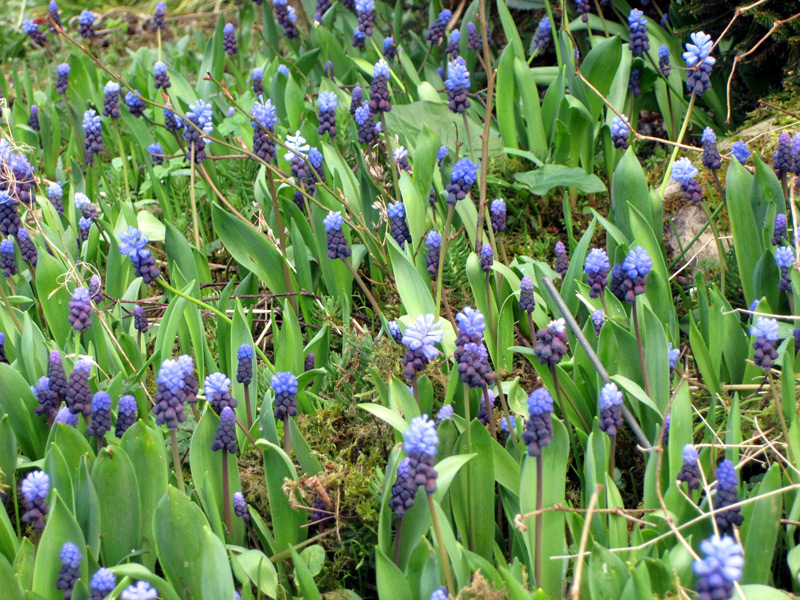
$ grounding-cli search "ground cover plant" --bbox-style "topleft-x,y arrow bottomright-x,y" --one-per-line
1,0 -> 800,598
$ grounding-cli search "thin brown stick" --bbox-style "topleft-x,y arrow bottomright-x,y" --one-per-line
569,485 -> 602,600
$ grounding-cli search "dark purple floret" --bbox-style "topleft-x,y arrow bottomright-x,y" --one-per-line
33,376 -> 58,420
681,178 -> 703,204
750,317 -> 779,369
658,45 -> 670,77
22,20 -> 47,46
354,102 -> 380,145
87,391 -> 111,438
701,128 -> 722,171
50,1 -> 62,31
490,199 -> 506,234
519,275 -> 536,313
115,395 -> 138,438
16,229 -> 37,266
273,0 -> 299,39
628,9 -> 649,57
456,342 -> 494,389
316,0 -> 332,19
0,240 -> 16,277
523,389 -> 553,457
5,153 -> 37,206
480,243 -> 493,272
554,241 -> 569,277
205,372 -> 237,414
233,491 -> 250,521
355,0 -> 376,40
68,287 -> 92,332
271,372 -> 298,420
534,319 -> 568,366
48,350 -> 68,400
212,407 -> 239,453
772,214 -> 787,246
237,345 -> 254,386
446,158 -> 477,205
88,275 -> 102,303
82,109 -> 103,167
102,82 -> 121,120
446,30 -> 461,59
56,64 -> 70,94
425,230 -> 442,275
65,358 -> 93,417
125,90 -> 145,118
662,414 -> 671,446
350,86 -> 362,118
714,460 -> 744,535
425,10 -> 451,45
774,133 -> 793,177
163,107 -> 182,132
445,57 -> 471,114
317,92 -> 338,139
598,383 -> 624,437
575,0 -> 590,23
686,62 -> 713,97
387,202 -> 411,248
403,416 -> 439,495
78,9 -> 96,39
21,471 -> 50,530
153,2 -> 166,31
0,192 -> 21,237
678,445 -> 701,490
476,389 -> 495,425
609,263 -> 625,301
369,61 -> 392,114
153,360 -> 188,430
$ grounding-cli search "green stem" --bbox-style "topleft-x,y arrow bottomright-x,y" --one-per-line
244,387 -> 253,429
632,299 -> 651,398
768,372 -> 795,466
222,451 -> 231,534
434,205 -> 455,316
394,517 -> 403,565
608,434 -> 616,480
462,112 -> 476,164
483,387 -> 497,441
379,113 -> 401,203
543,0 -> 562,66
493,383 -> 521,457
170,429 -> 185,493
658,94 -> 697,199
427,494 -> 456,597
267,170 -> 296,312
283,415 -> 291,455
0,280 -> 22,333
157,278 -> 231,323
475,0 -> 496,253
344,259 -> 382,317
534,455 -> 544,590
485,271 -> 496,342
189,143 -> 200,248
111,119 -> 131,201
463,385 -> 475,552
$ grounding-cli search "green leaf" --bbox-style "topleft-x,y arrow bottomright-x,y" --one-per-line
35,239 -> 72,348
109,564 -> 181,600
732,586 -> 791,600
496,0 -> 525,59
515,165 -> 606,196
433,453 -> 476,503
576,36 -> 623,120
358,403 -> 409,434
234,550 -> 278,598
92,446 -> 142,566
0,363 -> 47,459
200,526 -> 235,600
388,238 -> 434,315
726,159 -> 759,304
513,57 -> 547,156
291,548 -> 323,600
376,547 -> 413,600
740,464 -> 782,584
496,46 -> 519,150
611,150 -> 652,240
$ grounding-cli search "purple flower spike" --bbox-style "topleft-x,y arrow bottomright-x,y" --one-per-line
21,470 -> 50,530
598,382 -> 623,436
212,407 -> 238,454
56,542 -> 82,598
116,395 -> 138,438
403,415 -> 439,494
153,360 -> 187,429
523,388 -> 554,456
693,535 -> 743,600
271,371 -> 298,419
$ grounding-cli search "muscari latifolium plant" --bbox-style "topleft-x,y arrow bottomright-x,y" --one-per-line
3,0 -> 800,599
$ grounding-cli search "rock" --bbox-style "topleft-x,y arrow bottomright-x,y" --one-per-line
664,205 -> 720,273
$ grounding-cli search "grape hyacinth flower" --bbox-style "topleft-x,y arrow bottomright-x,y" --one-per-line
34,376 -> 57,420
251,97 -> 278,163
611,114 -> 631,150
445,57 -> 471,114
437,145 -> 449,165
714,459 -> 744,535
66,357 -> 93,418
277,64 -> 290,76
22,20 -> 47,46
83,109 -> 103,166
662,414 -> 671,446
480,243 -> 493,272
750,317 -> 779,369
316,0 -> 332,21
163,106 -> 183,132
490,199 -> 506,234
90,274 -> 103,304
620,246 -> 652,303
425,230 -> 442,276
205,372 -> 236,413
0,333 -> 5,364
176,355 -> 197,409
554,241 -> 569,277
672,157 -> 702,204
668,342 -> 680,379
534,318 -> 568,366
730,141 -> 751,165
153,2 -> 166,31
598,382 -> 624,436
354,102 -> 380,145
628,68 -> 642,97
79,9 -> 96,38
184,99 -> 213,163
584,248 -> 610,299
223,23 -> 237,56
394,146 -> 411,173
56,542 -> 82,599
387,202 -> 411,249
658,44 -> 671,77
90,568 -> 116,600
532,17 -> 551,54
628,9 -> 649,57
694,535 -> 744,600
352,29 -> 366,48
523,388 -> 554,456
49,350 -> 67,401
69,287 -> 92,332
349,86 -> 363,118
317,90 -> 338,138
774,132 -> 793,178
57,406 -> 81,426
0,192 -> 21,237
425,10 -> 451,45
212,407 -> 239,453
285,131 -> 310,201
87,391 -> 111,439
430,587 -> 448,600
153,359 -> 187,429
772,214 -> 788,246
402,314 -> 443,380
436,404 -> 454,425
153,61 -> 171,90
102,81 -> 121,120
273,0 -> 299,38
575,0 -> 590,23
355,0 -> 376,40
47,182 -> 64,217
306,147 -> 326,195
148,142 -> 164,165
701,128 -> 722,171
118,227 -> 160,284
677,444 -> 701,490
369,59 -> 392,114
237,344 -> 254,386
477,390 -> 496,427
388,457 -> 415,516
28,106 -> 40,132
121,581 -> 158,600
324,211 -> 351,260
683,32 -> 716,97
455,306 -> 486,346
591,309 -> 604,336
116,395 -> 138,438
457,340 -> 494,389
125,90 -> 145,118
446,30 -> 461,59
519,275 -> 536,313
383,37 -> 395,60
446,158 -> 477,205
233,491 -> 250,521
403,415 -> 439,494
776,246 -> 794,292
21,471 -> 49,530
252,68 -> 263,96
0,239 -> 16,278
388,320 -> 402,343
271,371 -> 298,419
49,1 -> 61,31
56,63 -> 71,95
